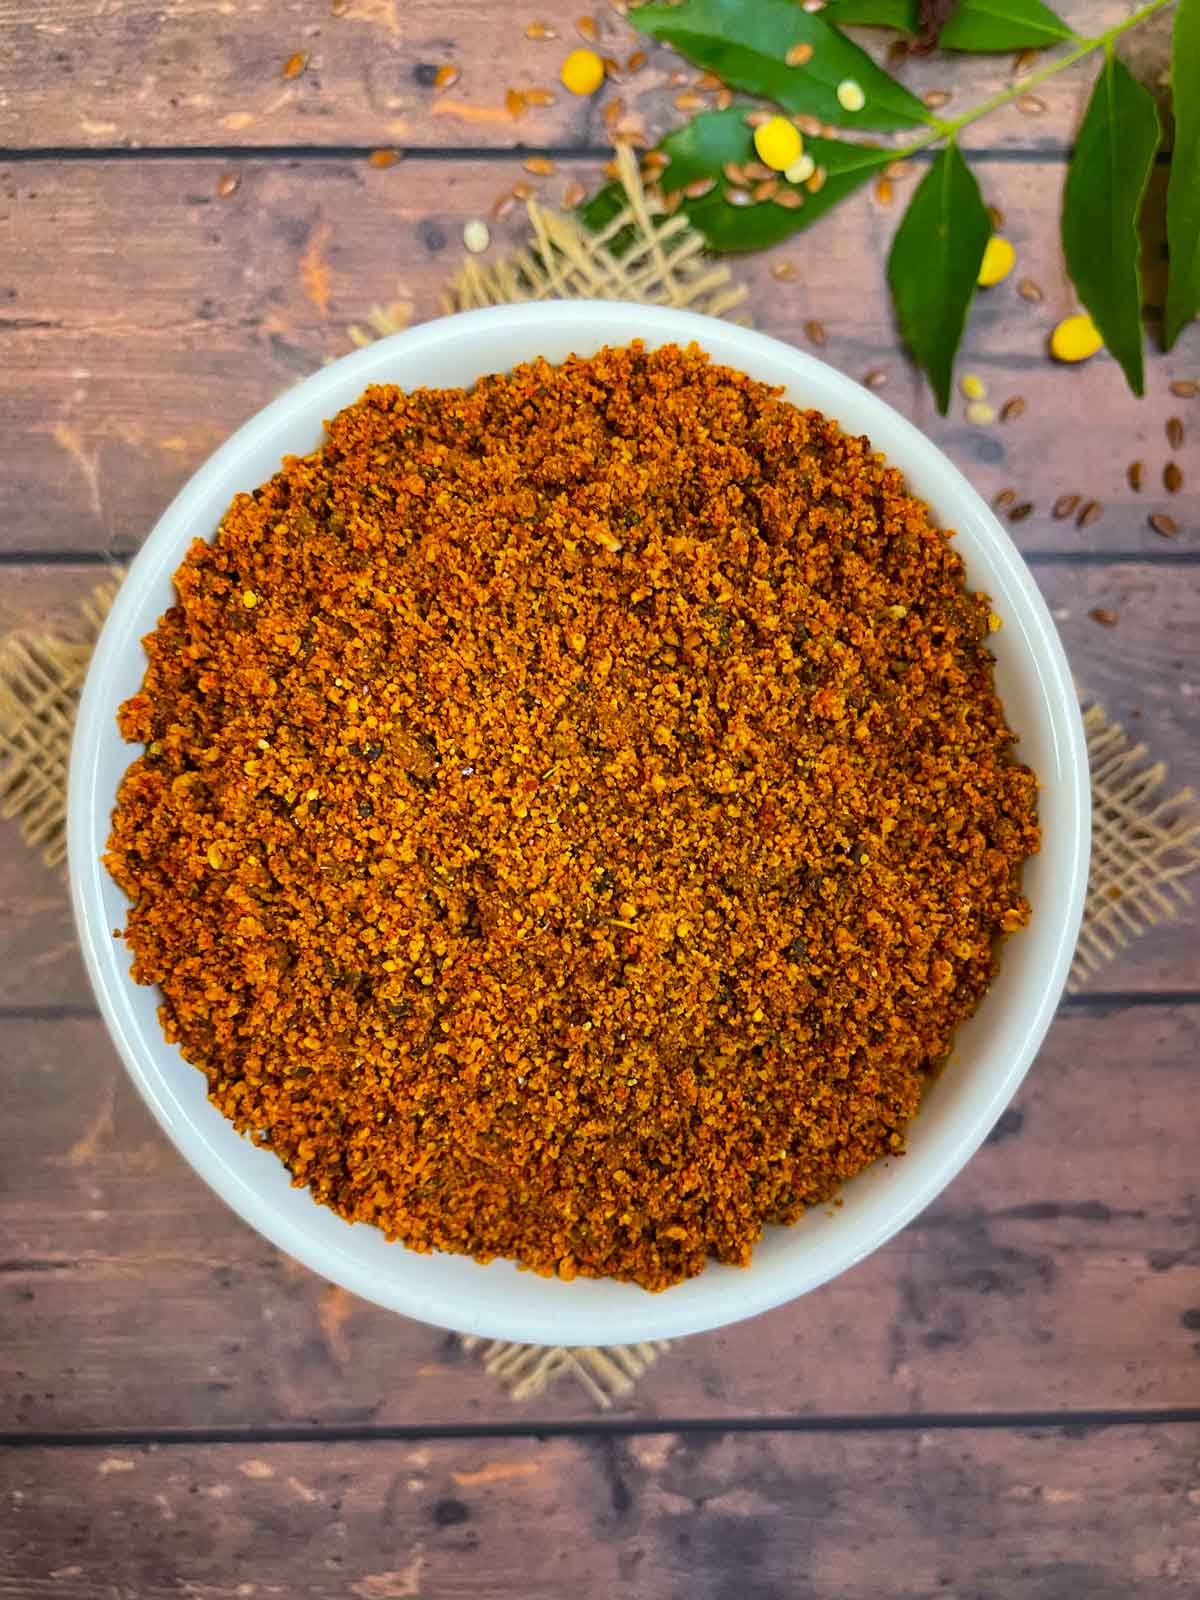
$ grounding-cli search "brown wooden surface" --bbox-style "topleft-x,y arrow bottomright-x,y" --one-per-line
3,2 -> 1200,1594
5,1427 -> 1200,1599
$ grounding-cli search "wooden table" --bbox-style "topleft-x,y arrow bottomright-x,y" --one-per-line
3,3 -> 1199,1593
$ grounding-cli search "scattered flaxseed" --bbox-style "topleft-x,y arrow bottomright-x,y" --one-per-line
1013,47 -> 1039,75
723,161 -> 747,185
885,159 -> 913,181
576,13 -> 598,40
685,175 -> 718,199
923,89 -> 951,109
999,397 -> 1026,423
281,51 -> 309,80
804,318 -> 827,346
1167,416 -> 1185,449
1018,278 -> 1044,303
525,86 -> 557,106
368,148 -> 401,168
216,172 -> 240,199
874,177 -> 894,207
1164,461 -> 1184,494
751,177 -> 777,202
1090,607 -> 1119,626
1169,379 -> 1198,398
773,189 -> 805,210
993,488 -> 1017,511
724,187 -> 754,207
523,155 -> 557,176
491,191 -> 518,221
462,219 -> 491,254
511,180 -> 535,201
863,368 -> 889,389
627,49 -> 647,72
505,87 -> 527,118
641,149 -> 671,173
1017,93 -> 1046,114
525,21 -> 555,39
716,89 -> 734,110
1008,502 -> 1034,522
603,96 -> 626,127
787,41 -> 815,66
433,63 -> 460,90
675,90 -> 707,111
743,159 -> 773,182
805,165 -> 827,194
1128,461 -> 1145,492
771,261 -> 797,281
887,38 -> 909,67
1076,500 -> 1103,529
1150,511 -> 1180,537
987,204 -> 1004,230
1052,493 -> 1080,520
561,180 -> 587,208
744,108 -> 772,128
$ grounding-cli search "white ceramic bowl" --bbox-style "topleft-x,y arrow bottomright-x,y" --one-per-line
69,301 -> 1089,1344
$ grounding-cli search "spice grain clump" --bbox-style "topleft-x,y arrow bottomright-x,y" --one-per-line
107,343 -> 1039,1290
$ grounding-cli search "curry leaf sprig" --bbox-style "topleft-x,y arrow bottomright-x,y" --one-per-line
595,0 -> 1198,412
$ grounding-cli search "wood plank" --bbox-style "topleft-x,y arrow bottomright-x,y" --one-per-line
4,1004 -> 1200,1430
0,0 -> 1174,154
2,158 -> 1197,560
3,1427 -> 1199,1598
1,554 -> 1198,1007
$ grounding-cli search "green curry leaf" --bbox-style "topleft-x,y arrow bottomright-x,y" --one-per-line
1062,48 -> 1161,395
1164,0 -> 1200,350
631,0 -> 931,131
823,0 -> 1074,50
886,140 -> 991,413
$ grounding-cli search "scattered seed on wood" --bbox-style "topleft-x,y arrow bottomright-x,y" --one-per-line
716,89 -> 734,110
923,89 -> 951,109
216,172 -> 240,199
602,158 -> 621,181
604,97 -> 626,127
1018,278 -> 1044,303
863,368 -> 889,389
1008,502 -> 1034,522
641,149 -> 671,173
576,14 -> 598,40
1017,94 -> 1046,114
887,39 -> 909,67
885,159 -> 913,181
281,51 -> 309,80
771,261 -> 797,281
804,319 -> 827,346
627,49 -> 647,71
675,91 -> 707,111
1164,461 -> 1183,494
1090,607 -> 1119,626
506,87 -> 527,118
525,87 -> 556,106
661,186 -> 683,213
1052,493 -> 1080,519
511,180 -> 535,201
987,204 -> 1004,230
1128,461 -> 1145,491
1076,500 -> 1102,529
993,488 -> 1017,511
526,21 -> 554,38
1169,379 -> 1198,398
696,70 -> 724,90
433,63 -> 460,90
772,189 -> 805,210
462,219 -> 491,254
523,155 -> 557,176
330,0 -> 348,13
603,55 -> 622,78
874,177 -> 894,207
368,148 -> 401,168
724,187 -> 754,207
561,180 -> 587,208
806,166 -> 827,194
491,192 -> 518,221
1167,416 -> 1185,449
1150,511 -> 1180,537
1000,397 -> 1026,423
1013,48 -> 1040,75
786,42 -> 815,65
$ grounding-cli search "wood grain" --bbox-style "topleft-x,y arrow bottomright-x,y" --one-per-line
1,556 -> 1198,1009
4,1426 -> 1200,1598
4,1004 -> 1200,1431
0,0 -> 1175,154
1,157 -> 1196,560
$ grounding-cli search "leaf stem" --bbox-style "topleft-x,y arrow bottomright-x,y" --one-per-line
894,0 -> 1176,159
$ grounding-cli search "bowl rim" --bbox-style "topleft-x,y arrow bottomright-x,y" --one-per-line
68,299 -> 1090,1343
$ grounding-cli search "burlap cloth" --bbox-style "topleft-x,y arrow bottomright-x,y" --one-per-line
3,149 -> 1198,1409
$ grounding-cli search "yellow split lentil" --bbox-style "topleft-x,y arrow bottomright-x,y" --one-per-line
106,343 -> 1039,1292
